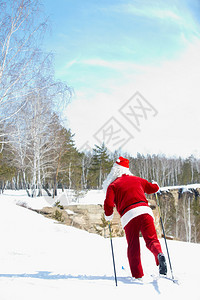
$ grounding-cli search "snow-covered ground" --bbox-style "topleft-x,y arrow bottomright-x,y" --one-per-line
160,183 -> 200,193
0,190 -> 199,300
6,183 -> 199,210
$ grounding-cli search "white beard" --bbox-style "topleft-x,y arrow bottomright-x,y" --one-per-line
102,163 -> 133,192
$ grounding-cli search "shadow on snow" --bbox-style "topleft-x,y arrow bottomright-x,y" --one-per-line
0,271 -> 163,293
0,271 -> 132,282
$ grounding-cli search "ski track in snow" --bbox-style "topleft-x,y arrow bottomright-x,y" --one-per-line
0,190 -> 199,300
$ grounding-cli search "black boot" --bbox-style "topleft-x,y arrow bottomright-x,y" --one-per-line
158,253 -> 167,275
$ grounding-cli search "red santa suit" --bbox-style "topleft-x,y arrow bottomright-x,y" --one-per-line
104,157 -> 164,279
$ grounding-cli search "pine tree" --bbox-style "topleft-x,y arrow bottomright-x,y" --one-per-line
0,146 -> 16,193
181,158 -> 192,185
55,127 -> 81,192
88,143 -> 112,189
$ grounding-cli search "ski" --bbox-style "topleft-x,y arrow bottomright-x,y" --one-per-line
121,266 -> 144,284
151,274 -> 180,285
122,266 -> 180,285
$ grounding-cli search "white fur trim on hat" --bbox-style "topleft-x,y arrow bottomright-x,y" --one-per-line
102,163 -> 133,192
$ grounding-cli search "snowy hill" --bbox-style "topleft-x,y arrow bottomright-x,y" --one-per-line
0,191 -> 200,300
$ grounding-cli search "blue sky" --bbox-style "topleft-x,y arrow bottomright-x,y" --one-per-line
42,0 -> 200,157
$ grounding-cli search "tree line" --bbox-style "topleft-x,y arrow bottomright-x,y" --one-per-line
1,138 -> 200,196
158,189 -> 200,243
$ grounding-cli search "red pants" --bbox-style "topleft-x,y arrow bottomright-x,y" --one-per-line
124,213 -> 162,278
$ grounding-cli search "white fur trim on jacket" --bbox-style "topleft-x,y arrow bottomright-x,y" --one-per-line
121,206 -> 154,228
104,213 -> 114,222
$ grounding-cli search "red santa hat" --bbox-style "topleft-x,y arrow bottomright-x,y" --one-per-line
115,156 -> 129,168
102,156 -> 132,191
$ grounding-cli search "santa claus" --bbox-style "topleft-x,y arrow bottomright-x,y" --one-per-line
103,156 -> 167,280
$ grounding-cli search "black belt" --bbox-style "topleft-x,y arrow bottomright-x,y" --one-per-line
121,201 -> 146,215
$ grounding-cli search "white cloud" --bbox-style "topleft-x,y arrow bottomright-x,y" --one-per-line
64,58 -> 80,69
64,39 -> 200,158
118,4 -> 182,22
80,57 -> 147,72
108,1 -> 200,38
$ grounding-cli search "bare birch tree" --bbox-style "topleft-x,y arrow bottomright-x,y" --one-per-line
0,0 -> 47,132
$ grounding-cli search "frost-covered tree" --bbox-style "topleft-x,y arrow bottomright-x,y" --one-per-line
0,0 -> 48,127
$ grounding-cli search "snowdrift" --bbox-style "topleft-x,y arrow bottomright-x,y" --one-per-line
0,190 -> 199,300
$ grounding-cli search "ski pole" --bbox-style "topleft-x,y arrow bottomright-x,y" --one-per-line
108,221 -> 118,286
155,193 -> 175,281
